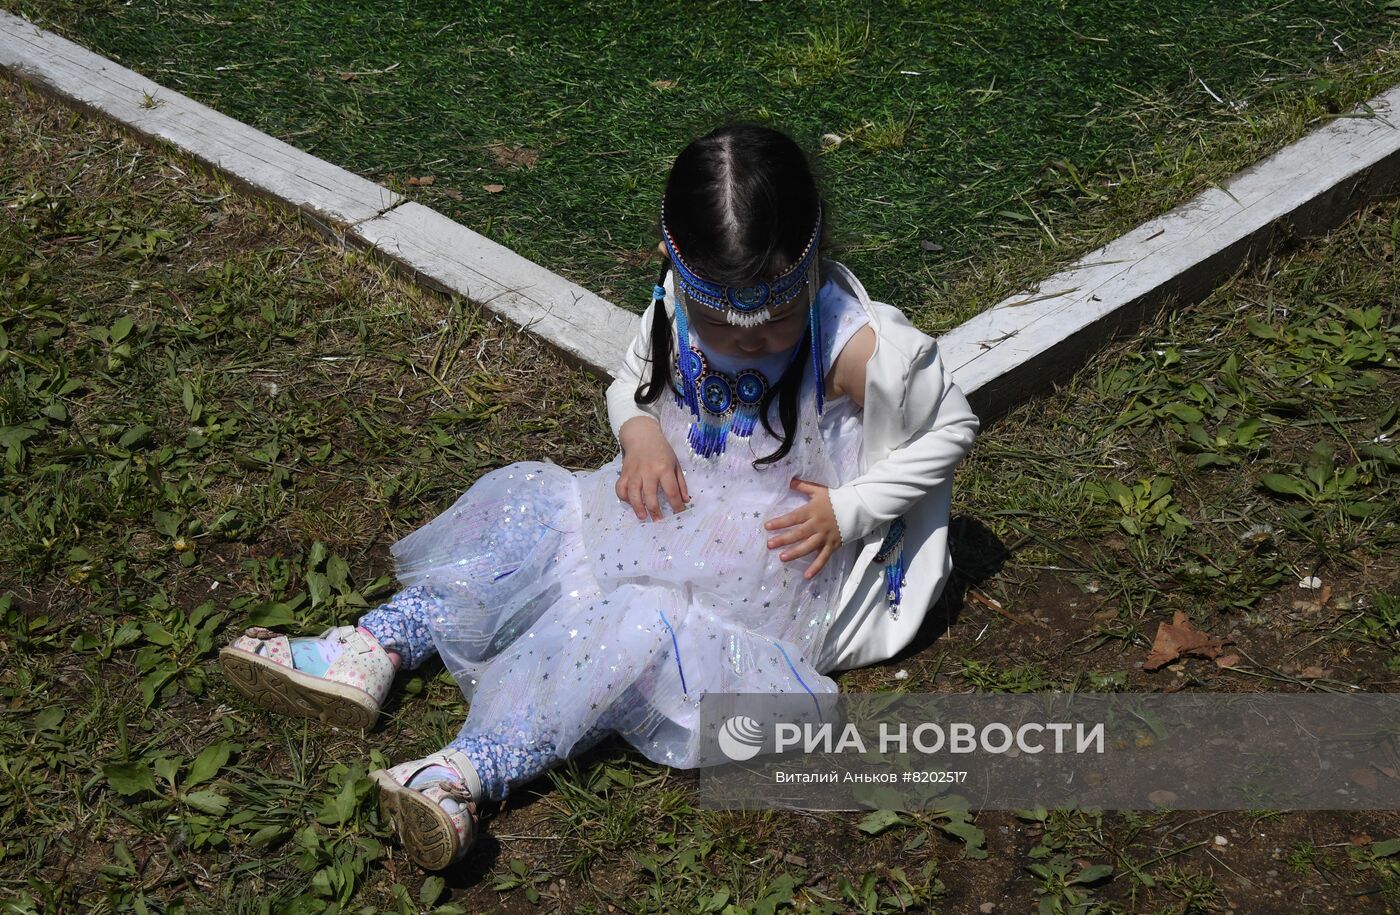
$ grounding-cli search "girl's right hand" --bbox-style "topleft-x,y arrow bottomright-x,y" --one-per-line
616,416 -> 690,521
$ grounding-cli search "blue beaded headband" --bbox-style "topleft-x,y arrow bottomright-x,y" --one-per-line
660,203 -> 823,328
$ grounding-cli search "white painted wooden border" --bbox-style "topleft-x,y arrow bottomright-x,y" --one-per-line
0,10 -> 399,229
5,8 -> 1400,417
0,9 -> 633,375
936,87 -> 1400,418
352,203 -> 639,374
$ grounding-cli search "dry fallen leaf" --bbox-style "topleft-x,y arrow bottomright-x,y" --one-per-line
441,188 -> 464,200
339,71 -> 358,82
484,141 -> 540,169
1351,768 -> 1379,790
483,183 -> 505,194
651,79 -> 677,90
618,248 -> 656,267
1144,611 -> 1234,671
1292,584 -> 1334,614
1214,653 -> 1241,669
406,175 -> 435,187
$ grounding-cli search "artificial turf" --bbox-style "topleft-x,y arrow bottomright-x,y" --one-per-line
11,0 -> 1400,329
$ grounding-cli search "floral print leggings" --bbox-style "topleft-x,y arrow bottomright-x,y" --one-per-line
358,585 -> 616,802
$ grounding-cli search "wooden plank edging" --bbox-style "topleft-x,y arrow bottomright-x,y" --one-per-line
4,9 -> 1400,416
350,202 -> 639,377
938,86 -> 1400,421
0,9 -> 637,379
0,10 -> 400,230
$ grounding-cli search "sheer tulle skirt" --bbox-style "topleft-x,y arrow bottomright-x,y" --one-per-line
391,390 -> 863,767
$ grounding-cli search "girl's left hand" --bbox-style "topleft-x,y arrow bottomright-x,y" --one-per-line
764,477 -> 842,580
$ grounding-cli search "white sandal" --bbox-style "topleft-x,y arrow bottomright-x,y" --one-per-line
372,749 -> 483,870
218,625 -> 395,728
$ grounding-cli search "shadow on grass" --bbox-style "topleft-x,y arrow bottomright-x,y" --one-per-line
885,514 -> 1013,666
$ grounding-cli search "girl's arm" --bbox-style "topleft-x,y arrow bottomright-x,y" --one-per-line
605,297 -> 666,440
609,298 -> 691,518
826,339 -> 980,545
828,325 -> 876,405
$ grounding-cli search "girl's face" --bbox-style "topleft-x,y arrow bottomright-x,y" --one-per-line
682,285 -> 811,358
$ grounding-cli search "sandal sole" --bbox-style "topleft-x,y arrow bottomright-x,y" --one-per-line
219,645 -> 379,729
372,769 -> 472,870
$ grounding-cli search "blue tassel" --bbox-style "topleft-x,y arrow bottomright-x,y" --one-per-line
885,547 -> 906,606
673,299 -> 702,419
673,292 -> 688,347
731,405 -> 758,438
690,418 -> 734,459
874,517 -> 908,615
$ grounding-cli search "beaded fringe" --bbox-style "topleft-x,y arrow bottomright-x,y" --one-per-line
667,387 -> 765,458
808,283 -> 825,418
874,516 -> 908,616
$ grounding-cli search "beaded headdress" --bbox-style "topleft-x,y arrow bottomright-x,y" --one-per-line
660,202 -> 824,328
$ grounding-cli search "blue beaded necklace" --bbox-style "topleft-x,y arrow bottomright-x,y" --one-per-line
665,284 -> 814,459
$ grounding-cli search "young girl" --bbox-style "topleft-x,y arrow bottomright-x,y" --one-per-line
219,123 -> 980,870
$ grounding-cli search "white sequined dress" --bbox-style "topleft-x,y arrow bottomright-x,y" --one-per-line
391,277 -> 873,766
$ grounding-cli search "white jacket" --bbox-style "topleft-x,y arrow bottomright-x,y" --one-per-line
604,259 -> 980,671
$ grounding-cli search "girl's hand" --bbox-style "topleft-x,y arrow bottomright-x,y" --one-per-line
616,416 -> 690,521
764,477 -> 841,580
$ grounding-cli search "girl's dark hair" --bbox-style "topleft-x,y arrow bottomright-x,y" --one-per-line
635,122 -> 829,468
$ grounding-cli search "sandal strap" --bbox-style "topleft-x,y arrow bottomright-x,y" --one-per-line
321,626 -> 396,706
229,628 -> 293,668
384,749 -> 484,803
435,749 -> 484,803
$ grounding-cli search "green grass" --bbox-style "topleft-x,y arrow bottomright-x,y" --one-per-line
3,75 -> 1399,914
952,201 -> 1400,645
0,79 -> 614,913
10,0 -> 1400,332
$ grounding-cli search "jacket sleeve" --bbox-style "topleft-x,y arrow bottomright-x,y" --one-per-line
826,342 -> 980,545
604,298 -> 666,442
